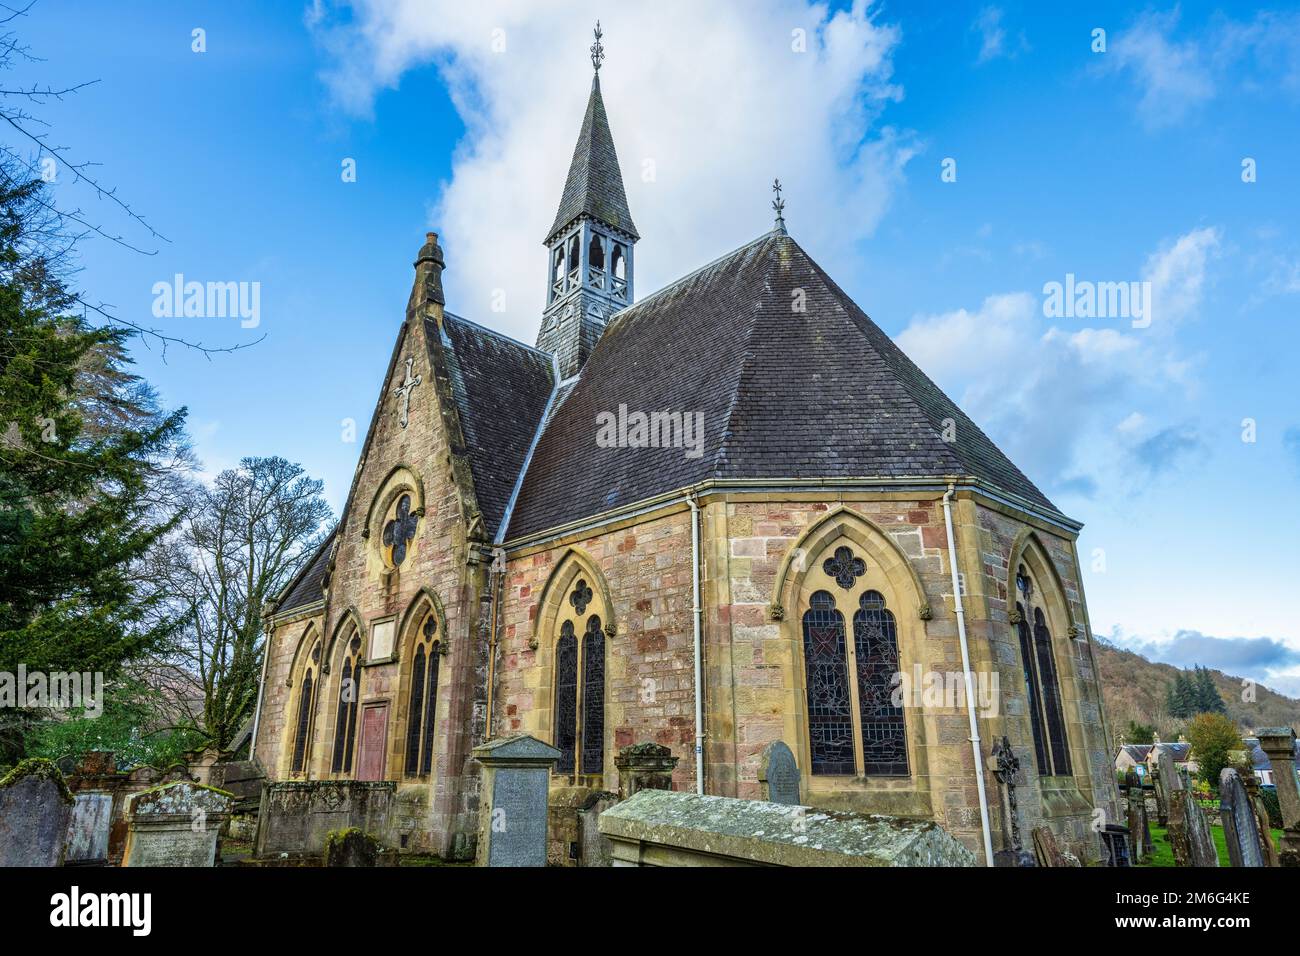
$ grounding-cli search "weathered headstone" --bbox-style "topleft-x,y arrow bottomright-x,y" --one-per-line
122,781 -> 232,867
65,791 -> 114,864
0,759 -> 74,866
1218,768 -> 1263,867
1151,767 -> 1169,827
323,828 -> 382,866
1256,727 -> 1300,867
1124,768 -> 1150,862
615,742 -> 678,798
990,735 -> 1033,867
473,734 -> 561,867
1242,771 -> 1280,867
758,741 -> 801,806
1030,825 -> 1076,867
1168,789 -> 1218,867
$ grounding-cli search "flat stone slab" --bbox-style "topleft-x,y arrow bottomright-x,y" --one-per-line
599,790 -> 975,867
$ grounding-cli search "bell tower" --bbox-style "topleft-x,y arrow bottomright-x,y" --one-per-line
537,22 -> 638,379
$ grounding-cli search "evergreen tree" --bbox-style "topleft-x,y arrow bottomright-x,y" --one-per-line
1193,666 -> 1227,715
0,175 -> 187,760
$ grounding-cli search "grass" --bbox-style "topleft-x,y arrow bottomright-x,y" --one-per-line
1141,823 -> 1283,867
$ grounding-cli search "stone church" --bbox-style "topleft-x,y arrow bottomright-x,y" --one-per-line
253,30 -> 1118,865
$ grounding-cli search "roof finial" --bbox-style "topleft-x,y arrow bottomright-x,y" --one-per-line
590,21 -> 605,73
771,178 -> 787,234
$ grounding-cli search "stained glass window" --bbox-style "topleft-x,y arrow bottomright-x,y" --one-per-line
382,494 -> 418,567
581,616 -> 605,774
291,669 -> 314,775
405,645 -> 426,775
421,625 -> 440,776
404,612 -> 440,777
331,630 -> 363,775
569,579 -> 593,615
1016,602 -> 1050,773
802,590 -> 855,775
852,590 -> 908,776
1033,607 -> 1071,775
823,546 -> 866,590
1015,565 -> 1071,777
555,621 -> 578,775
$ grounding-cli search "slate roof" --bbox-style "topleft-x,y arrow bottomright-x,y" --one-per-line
546,75 -> 638,243
1152,742 -> 1193,763
506,230 -> 1061,539
434,312 -> 556,538
1120,744 -> 1153,763
276,530 -> 334,613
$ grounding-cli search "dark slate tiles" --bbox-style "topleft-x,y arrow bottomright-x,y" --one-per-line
437,313 -> 556,538
547,75 -> 638,243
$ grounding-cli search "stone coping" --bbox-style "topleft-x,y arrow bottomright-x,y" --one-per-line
598,790 -> 974,867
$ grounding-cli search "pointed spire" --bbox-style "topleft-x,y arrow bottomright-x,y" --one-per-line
771,178 -> 787,234
546,26 -> 637,244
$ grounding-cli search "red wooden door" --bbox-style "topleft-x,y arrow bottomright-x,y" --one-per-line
356,702 -> 389,781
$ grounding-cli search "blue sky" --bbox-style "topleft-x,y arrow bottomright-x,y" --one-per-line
17,2 -> 1300,694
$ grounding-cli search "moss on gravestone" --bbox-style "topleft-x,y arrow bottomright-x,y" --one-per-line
0,757 -> 74,805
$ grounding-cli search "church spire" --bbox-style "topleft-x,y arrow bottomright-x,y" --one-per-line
537,23 -> 638,379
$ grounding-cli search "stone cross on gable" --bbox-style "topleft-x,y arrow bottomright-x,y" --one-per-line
393,357 -> 422,429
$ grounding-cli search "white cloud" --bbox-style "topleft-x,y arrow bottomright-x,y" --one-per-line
972,7 -> 1007,64
309,0 -> 915,342
895,228 -> 1218,495
1102,9 -> 1300,128
1142,226 -> 1220,328
1103,10 -> 1214,128
971,7 -> 1025,65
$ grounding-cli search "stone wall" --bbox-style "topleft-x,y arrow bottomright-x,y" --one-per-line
496,508 -> 698,793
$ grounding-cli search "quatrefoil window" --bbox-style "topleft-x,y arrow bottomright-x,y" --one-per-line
382,494 -> 418,567
823,546 -> 866,589
569,578 -> 593,615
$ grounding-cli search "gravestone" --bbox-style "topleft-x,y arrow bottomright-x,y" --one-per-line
0,759 -> 74,866
473,734 -> 561,867
615,742 -> 678,798
990,735 -> 1033,867
324,828 -> 382,866
123,781 -> 232,867
1255,727 -> 1300,867
758,741 -> 801,806
1150,767 -> 1169,827
1168,790 -> 1218,867
65,791 -> 114,864
1218,768 -> 1263,867
1124,768 -> 1150,862
1030,825 -> 1076,867
1242,771 -> 1280,867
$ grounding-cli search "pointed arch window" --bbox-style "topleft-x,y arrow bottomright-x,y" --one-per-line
555,621 -> 579,774
331,627 -> 363,775
291,638 -> 321,776
550,573 -> 608,780
799,543 -> 909,778
1015,565 -> 1071,776
853,590 -> 909,776
404,610 -> 441,777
